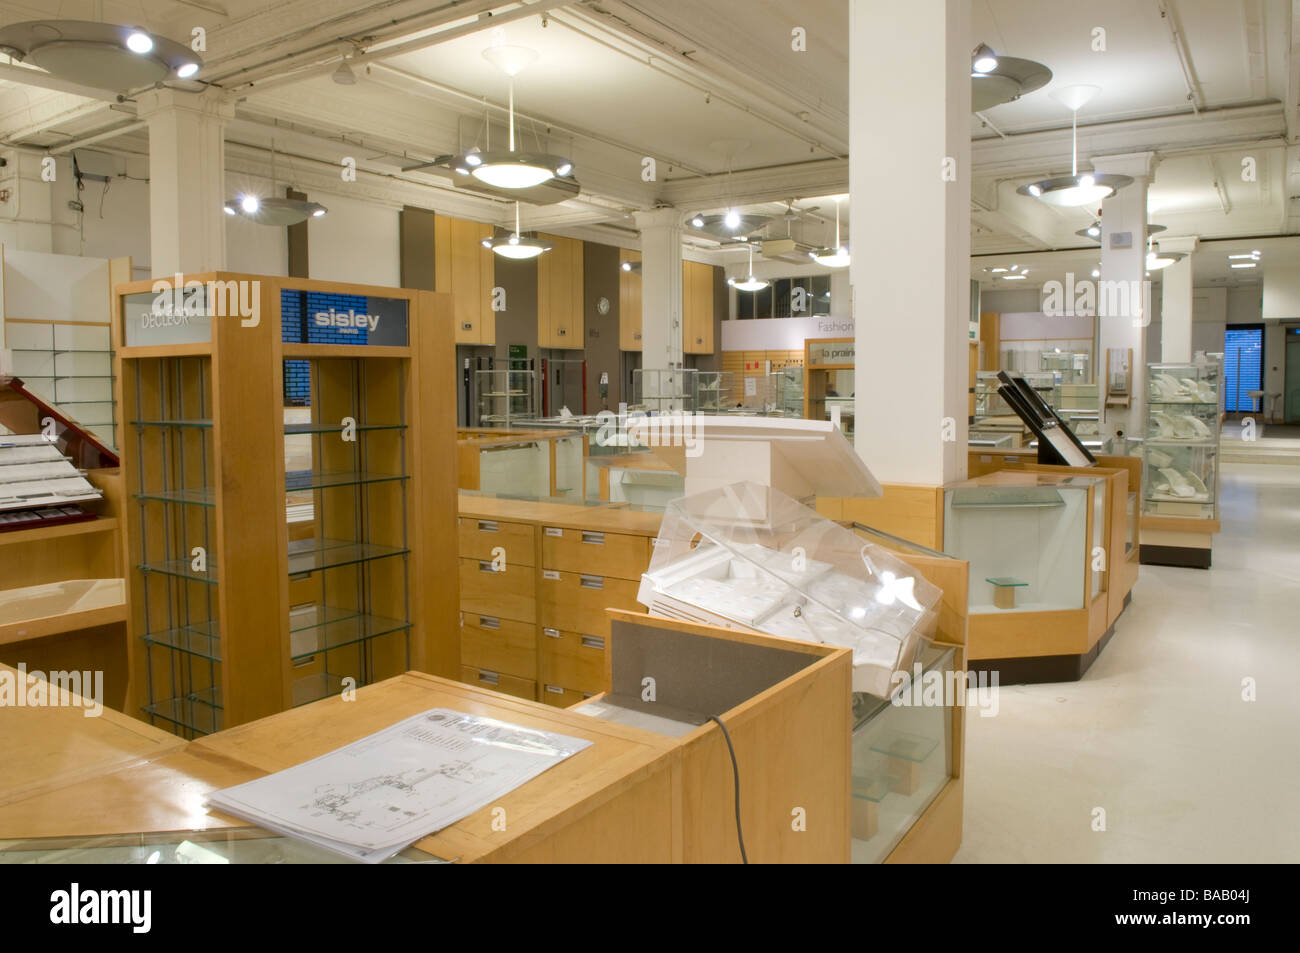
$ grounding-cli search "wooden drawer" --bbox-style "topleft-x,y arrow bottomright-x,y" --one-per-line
540,526 -> 650,580
539,627 -> 608,695
538,570 -> 641,635
461,665 -> 536,701
461,614 -> 537,680
458,557 -> 537,623
539,682 -> 594,708
458,516 -> 536,567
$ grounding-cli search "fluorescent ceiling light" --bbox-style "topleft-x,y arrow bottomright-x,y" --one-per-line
1002,274 -> 1027,280
1230,262 -> 1257,269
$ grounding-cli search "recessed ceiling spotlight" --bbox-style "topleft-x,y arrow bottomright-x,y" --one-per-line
991,267 -> 1008,273
1002,274 -> 1027,280
971,43 -> 998,75
125,30 -> 153,54
1091,268 -> 1100,278
1230,262 -> 1257,269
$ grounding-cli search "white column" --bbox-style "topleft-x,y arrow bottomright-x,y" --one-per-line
849,0 -> 970,485
1159,236 -> 1198,364
633,208 -> 683,374
1095,152 -> 1157,443
136,88 -> 234,277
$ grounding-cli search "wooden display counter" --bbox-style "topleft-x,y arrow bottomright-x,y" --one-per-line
0,609 -> 851,863
457,428 -> 588,498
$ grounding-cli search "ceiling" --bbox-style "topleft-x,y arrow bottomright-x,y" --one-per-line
0,0 -> 1296,276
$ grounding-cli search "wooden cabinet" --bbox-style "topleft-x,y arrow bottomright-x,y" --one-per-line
682,259 -> 716,355
538,233 -> 584,349
435,216 -> 495,346
619,249 -> 642,351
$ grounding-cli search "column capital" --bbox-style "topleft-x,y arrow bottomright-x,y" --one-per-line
136,86 -> 236,123
1159,235 -> 1199,254
632,207 -> 685,232
1092,151 -> 1159,180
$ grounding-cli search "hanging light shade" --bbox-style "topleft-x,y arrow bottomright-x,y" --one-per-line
0,20 -> 202,89
728,247 -> 769,293
1144,247 -> 1184,271
809,197 -> 850,268
1076,221 -> 1166,241
483,202 -> 552,259
1020,85 -> 1131,207
224,195 -> 326,226
450,44 -> 573,190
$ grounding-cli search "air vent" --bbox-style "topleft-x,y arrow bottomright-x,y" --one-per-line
760,238 -> 818,264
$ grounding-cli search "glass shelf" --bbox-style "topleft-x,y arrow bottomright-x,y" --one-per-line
286,538 -> 408,575
283,421 -> 406,435
130,418 -> 214,429
140,557 -> 219,584
288,607 -> 410,660
284,470 -> 408,491
142,687 -> 223,735
140,621 -> 221,661
291,671 -> 349,707
135,486 -> 216,507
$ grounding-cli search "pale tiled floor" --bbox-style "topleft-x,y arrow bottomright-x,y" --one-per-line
954,462 -> 1300,863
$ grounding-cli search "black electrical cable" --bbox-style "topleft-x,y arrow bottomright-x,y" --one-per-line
709,713 -> 748,864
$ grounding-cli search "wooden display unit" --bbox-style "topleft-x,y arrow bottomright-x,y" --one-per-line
619,249 -> 641,351
803,337 -> 855,431
0,609 -> 852,863
537,234 -> 584,349
434,215 -> 495,346
113,274 -> 458,736
456,494 -> 661,705
682,259 -> 716,355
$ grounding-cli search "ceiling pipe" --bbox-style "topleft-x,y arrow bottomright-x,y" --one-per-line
1156,0 -> 1204,114
546,9 -> 845,160
227,0 -> 572,96
46,120 -> 148,154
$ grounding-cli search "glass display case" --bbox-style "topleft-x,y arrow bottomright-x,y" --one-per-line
631,368 -> 697,414
1039,349 -> 1090,385
0,829 -> 444,864
695,370 -> 734,413
1143,361 -> 1220,520
943,472 -> 1108,614
475,368 -> 536,427
851,643 -> 955,863
639,481 -> 942,697
458,428 -> 585,500
974,371 -> 1058,421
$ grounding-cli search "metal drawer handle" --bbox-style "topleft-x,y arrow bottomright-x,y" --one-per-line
477,520 -> 498,532
478,670 -> 499,685
479,616 -> 500,629
580,635 -> 605,650
543,627 -> 560,638
461,322 -> 473,331
545,684 -> 564,695
579,574 -> 604,590
581,531 -> 605,545
478,560 -> 498,573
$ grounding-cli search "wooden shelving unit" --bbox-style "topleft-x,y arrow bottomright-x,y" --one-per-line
113,273 -> 458,736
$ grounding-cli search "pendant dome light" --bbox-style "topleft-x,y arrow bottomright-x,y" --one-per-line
1018,86 -> 1131,207
0,20 -> 201,90
224,141 -> 326,225
1144,237 -> 1184,271
482,202 -> 552,260
449,44 -> 574,190
728,246 -> 769,293
809,197 -> 850,268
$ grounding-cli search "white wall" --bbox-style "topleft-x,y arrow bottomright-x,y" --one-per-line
306,190 -> 400,287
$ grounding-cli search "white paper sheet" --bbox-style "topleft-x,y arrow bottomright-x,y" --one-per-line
206,708 -> 592,863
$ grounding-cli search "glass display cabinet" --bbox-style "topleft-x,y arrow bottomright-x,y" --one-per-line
631,367 -> 698,414
851,643 -> 956,863
1143,361 -> 1220,521
943,472 -> 1107,616
639,481 -> 942,698
695,370 -> 734,413
457,428 -> 585,500
803,338 -> 854,438
476,368 -> 536,428
1039,349 -> 1090,385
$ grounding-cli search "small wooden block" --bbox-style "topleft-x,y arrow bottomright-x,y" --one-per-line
993,586 -> 1016,609
888,757 -> 920,796
851,797 -> 878,840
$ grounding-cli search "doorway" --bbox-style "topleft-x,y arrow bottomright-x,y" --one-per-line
1285,329 -> 1300,423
